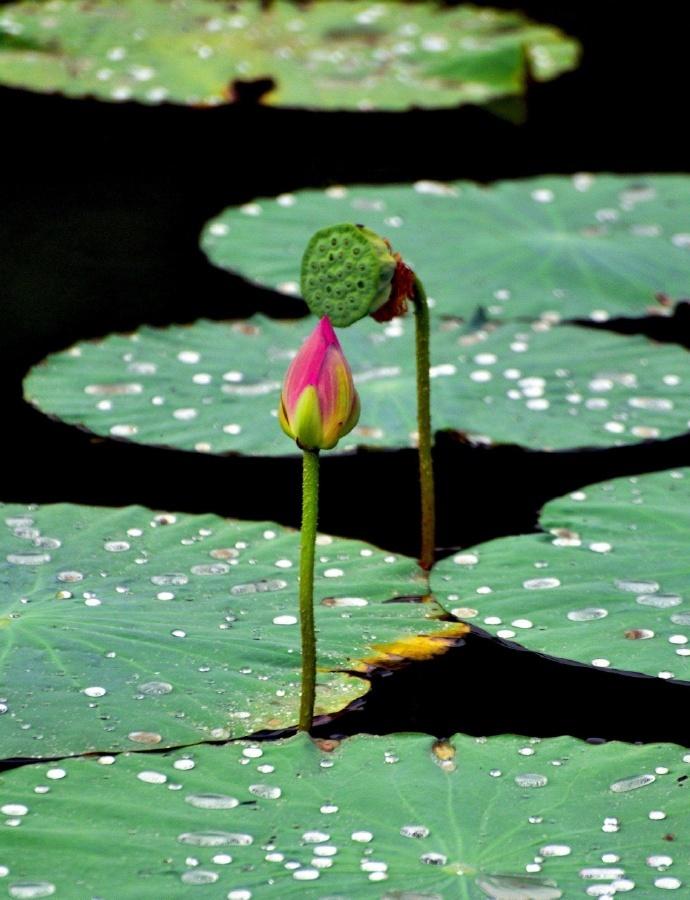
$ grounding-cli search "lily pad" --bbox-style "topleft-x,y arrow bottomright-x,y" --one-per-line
0,501 -> 457,758
432,468 -> 690,682
24,316 -> 690,456
0,0 -> 578,110
202,174 -> 690,321
2,731 -> 690,897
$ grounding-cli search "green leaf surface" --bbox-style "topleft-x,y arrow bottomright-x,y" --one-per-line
2,731 -> 689,897
24,316 -> 690,456
202,174 -> 690,321
432,468 -> 690,682
0,501 -> 453,758
0,0 -> 578,110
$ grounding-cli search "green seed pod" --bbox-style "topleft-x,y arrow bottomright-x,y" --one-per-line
300,223 -> 397,327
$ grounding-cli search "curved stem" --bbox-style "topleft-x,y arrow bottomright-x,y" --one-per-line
412,274 -> 435,570
298,447 -> 320,731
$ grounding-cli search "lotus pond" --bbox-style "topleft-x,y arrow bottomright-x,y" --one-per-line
1,2 -> 689,898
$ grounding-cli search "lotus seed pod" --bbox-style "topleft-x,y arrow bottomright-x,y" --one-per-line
301,223 -> 397,327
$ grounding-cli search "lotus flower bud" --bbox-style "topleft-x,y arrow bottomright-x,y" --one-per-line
279,316 -> 360,451
301,223 -> 405,327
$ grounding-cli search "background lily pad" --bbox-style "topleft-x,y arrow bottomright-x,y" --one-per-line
202,174 -> 690,321
0,501 -> 455,758
24,316 -> 690,456
0,0 -> 578,110
432,468 -> 690,682
2,731 -> 689,897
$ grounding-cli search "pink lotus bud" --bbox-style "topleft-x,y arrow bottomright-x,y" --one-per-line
279,317 -> 360,451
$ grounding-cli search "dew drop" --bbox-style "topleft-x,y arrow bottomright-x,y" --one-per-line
104,540 -> 130,552
610,773 -> 656,792
321,596 -> 368,607
178,832 -> 253,847
8,884 -> 56,899
616,579 -> 660,593
580,868 -> 625,880
181,870 -> 218,885
110,424 -> 138,437
6,552 -> 51,566
191,563 -> 229,576
540,844 -> 571,857
137,771 -> 167,785
82,686 -> 106,698
454,552 -> 478,565
523,577 -> 561,589
625,628 -> 655,640
647,856 -> 674,868
139,681 -> 173,696
249,784 -> 281,800
302,831 -> 329,843
400,824 -> 430,838
1,804 -> 28,816
638,594 -> 682,608
293,869 -> 319,881
128,731 -> 162,745
57,570 -> 83,583
421,852 -> 447,865
515,773 -> 548,788
151,573 -> 188,586
568,607 -> 608,621
185,794 -> 239,810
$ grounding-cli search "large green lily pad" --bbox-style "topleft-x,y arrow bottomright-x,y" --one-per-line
24,316 -> 690,456
0,0 -> 578,110
0,501 -> 455,758
2,731 -> 689,897
202,174 -> 690,321
432,468 -> 690,682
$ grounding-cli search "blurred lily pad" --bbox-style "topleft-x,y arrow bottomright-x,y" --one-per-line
24,316 -> 690,456
0,501 -> 454,757
202,174 -> 690,321
432,468 -> 690,681
0,0 -> 578,109
2,731 -> 689,897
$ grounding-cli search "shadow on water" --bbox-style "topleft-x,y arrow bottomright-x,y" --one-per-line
310,626 -> 690,747
2,392 -> 690,560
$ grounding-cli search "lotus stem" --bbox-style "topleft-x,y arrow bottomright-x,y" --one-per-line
298,447 -> 320,731
412,274 -> 435,570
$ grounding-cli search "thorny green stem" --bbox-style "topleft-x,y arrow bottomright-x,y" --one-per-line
298,447 -> 320,731
412,275 -> 435,570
